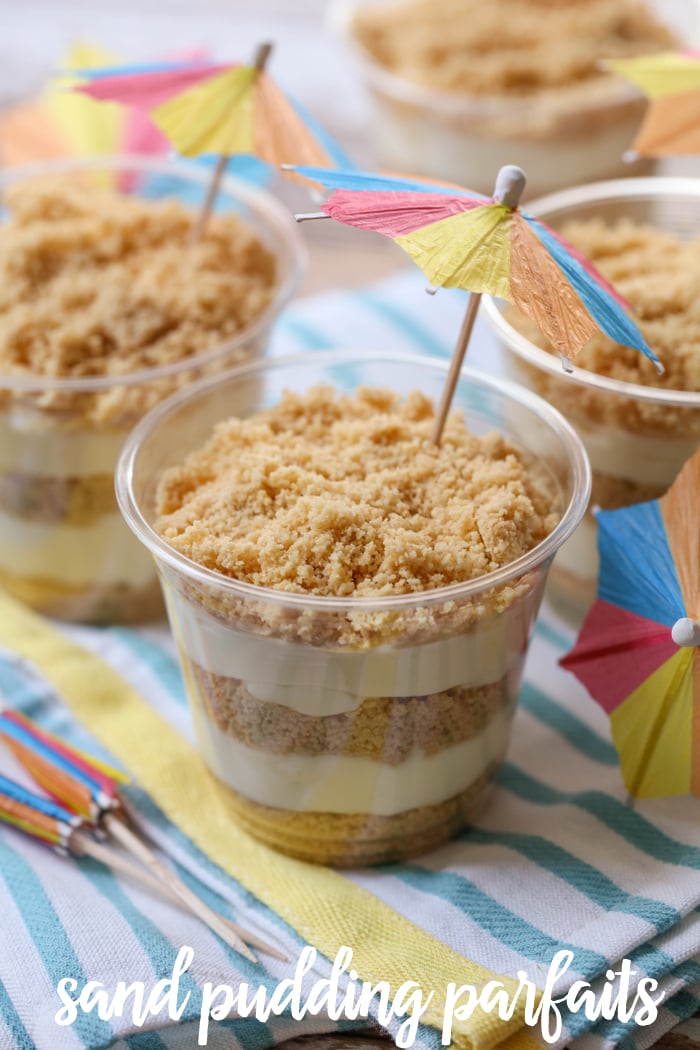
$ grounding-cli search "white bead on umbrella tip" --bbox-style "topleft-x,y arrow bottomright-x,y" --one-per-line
493,165 -> 527,208
671,617 -> 700,647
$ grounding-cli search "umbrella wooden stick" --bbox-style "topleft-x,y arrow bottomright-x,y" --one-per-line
104,812 -> 260,962
70,828 -> 287,960
430,164 -> 526,445
190,41 -> 273,244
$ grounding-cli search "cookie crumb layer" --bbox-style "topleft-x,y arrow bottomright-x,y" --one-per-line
156,384 -> 559,598
0,177 -> 277,422
353,0 -> 674,98
507,218 -> 700,432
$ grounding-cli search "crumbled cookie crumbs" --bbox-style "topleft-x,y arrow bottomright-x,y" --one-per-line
353,0 -> 674,98
507,218 -> 700,432
155,385 -> 559,598
0,177 -> 277,421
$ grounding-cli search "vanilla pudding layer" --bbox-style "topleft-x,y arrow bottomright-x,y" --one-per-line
368,98 -> 649,197
170,597 -> 529,715
574,420 -> 698,486
0,408 -> 127,479
0,509 -> 156,589
190,690 -> 512,815
551,433 -> 687,589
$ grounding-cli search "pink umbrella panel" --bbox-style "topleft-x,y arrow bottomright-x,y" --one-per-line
290,165 -> 661,368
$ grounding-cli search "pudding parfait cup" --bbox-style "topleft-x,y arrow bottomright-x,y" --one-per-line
483,176 -> 700,621
117,350 -> 590,866
330,0 -> 696,196
0,156 -> 305,624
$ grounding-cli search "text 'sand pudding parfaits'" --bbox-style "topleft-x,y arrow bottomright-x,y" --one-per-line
0,160 -> 302,624
118,354 -> 589,866
339,0 -> 681,194
484,183 -> 700,615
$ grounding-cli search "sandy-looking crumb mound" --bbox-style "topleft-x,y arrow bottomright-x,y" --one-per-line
0,177 -> 276,420
353,0 -> 674,97
155,384 -> 559,597
513,218 -> 700,395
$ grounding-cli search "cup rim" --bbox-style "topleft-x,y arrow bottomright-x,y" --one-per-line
117,348 -> 592,612
328,0 -> 642,117
0,154 -> 307,393
482,175 -> 700,408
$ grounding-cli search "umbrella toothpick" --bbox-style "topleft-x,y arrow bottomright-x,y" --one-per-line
190,41 -> 274,245
103,812 -> 259,962
294,212 -> 330,223
430,164 -> 526,445
71,828 -> 288,960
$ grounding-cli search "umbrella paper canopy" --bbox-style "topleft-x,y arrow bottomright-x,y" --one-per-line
74,50 -> 353,170
73,45 -> 354,239
291,164 -> 659,367
608,50 -> 700,156
561,447 -> 700,799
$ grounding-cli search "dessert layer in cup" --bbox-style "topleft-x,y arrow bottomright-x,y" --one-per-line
485,198 -> 700,617
0,162 -> 301,623
118,353 -> 588,863
220,769 -> 497,867
140,375 -> 572,863
338,0 -> 680,194
0,566 -> 165,624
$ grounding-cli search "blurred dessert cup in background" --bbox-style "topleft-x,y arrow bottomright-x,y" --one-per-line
332,0 -> 695,196
483,176 -> 700,619
0,157 -> 305,624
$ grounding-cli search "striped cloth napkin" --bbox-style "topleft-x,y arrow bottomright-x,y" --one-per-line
0,271 -> 699,1050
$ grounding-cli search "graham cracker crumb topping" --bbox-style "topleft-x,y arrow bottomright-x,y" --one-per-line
155,385 -> 559,597
0,177 -> 277,421
353,0 -> 674,98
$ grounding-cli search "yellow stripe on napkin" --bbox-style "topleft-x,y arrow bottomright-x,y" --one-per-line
0,591 -> 541,1050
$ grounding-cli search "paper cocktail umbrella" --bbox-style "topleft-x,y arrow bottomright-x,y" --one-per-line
74,43 -> 354,237
0,772 -> 176,886
0,772 -> 83,848
0,773 -> 179,889
561,447 -> 700,799
0,773 -> 280,933
607,50 -> 700,157
0,709 -> 284,961
292,163 -> 660,442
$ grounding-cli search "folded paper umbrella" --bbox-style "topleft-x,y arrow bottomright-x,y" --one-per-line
561,447 -> 700,799
0,772 -> 277,940
607,50 -> 700,157
0,773 -> 181,891
0,772 -> 192,893
0,709 -> 284,961
74,43 -> 354,238
292,163 -> 661,443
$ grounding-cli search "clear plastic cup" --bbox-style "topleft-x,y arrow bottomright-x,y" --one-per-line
117,350 -> 590,866
331,0 -> 696,196
482,176 -> 700,620
0,156 -> 305,624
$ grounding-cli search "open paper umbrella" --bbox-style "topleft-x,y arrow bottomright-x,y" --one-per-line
291,163 -> 660,442
607,50 -> 700,156
0,708 -> 283,960
74,44 -> 354,237
561,447 -> 700,799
